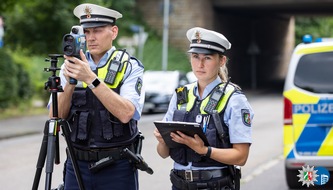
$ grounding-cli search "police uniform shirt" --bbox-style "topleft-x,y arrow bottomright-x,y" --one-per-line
48,47 -> 144,121
163,77 -> 253,170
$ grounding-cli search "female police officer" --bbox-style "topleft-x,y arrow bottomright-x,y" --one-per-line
154,27 -> 253,190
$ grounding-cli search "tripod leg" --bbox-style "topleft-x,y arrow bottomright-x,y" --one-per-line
45,120 -> 59,190
55,128 -> 60,165
32,121 -> 49,190
60,119 -> 85,190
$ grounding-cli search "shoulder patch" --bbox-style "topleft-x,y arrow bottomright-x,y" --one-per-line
241,109 -> 251,127
135,78 -> 143,95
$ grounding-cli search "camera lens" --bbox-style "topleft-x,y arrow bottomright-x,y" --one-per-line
72,28 -> 79,34
64,35 -> 74,43
64,45 -> 74,55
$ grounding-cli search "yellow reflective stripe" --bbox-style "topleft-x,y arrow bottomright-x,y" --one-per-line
318,127 -> 333,156
216,85 -> 234,113
104,52 -> 129,89
199,85 -> 234,114
295,46 -> 333,55
187,84 -> 196,109
293,113 -> 311,126
283,89 -> 319,104
79,50 -> 128,89
283,88 -> 314,158
283,125 -> 293,158
180,83 -> 235,113
293,114 -> 310,140
283,115 -> 310,158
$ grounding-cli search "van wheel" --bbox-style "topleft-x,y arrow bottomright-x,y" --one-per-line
285,167 -> 304,189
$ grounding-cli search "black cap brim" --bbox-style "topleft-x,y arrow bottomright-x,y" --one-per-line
187,47 -> 220,54
81,22 -> 109,29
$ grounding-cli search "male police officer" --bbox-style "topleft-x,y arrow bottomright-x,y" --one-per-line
48,3 -> 144,190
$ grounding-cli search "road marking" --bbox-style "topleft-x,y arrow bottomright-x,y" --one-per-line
241,155 -> 283,183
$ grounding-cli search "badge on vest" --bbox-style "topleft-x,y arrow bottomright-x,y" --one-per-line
176,86 -> 188,104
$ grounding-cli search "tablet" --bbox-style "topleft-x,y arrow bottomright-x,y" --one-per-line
154,121 -> 209,148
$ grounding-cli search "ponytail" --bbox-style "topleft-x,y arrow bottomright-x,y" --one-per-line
218,54 -> 229,82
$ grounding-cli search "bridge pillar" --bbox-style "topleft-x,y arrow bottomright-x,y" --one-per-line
137,0 -> 295,88
217,14 -> 295,88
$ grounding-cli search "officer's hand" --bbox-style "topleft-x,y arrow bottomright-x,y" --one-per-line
154,128 -> 166,145
170,131 -> 205,153
63,50 -> 96,84
62,64 -> 71,85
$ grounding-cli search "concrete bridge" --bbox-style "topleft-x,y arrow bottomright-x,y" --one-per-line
137,0 -> 333,89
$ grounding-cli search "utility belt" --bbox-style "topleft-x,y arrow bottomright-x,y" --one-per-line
170,169 -> 233,190
71,134 -> 154,175
72,145 -> 136,173
73,144 -> 135,162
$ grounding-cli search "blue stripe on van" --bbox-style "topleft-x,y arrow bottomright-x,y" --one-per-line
295,126 -> 328,154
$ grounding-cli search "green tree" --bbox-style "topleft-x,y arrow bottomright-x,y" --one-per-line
4,0 -> 81,54
2,0 -> 139,55
295,16 -> 333,44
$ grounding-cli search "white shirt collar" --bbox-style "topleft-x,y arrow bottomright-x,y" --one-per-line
194,76 -> 222,99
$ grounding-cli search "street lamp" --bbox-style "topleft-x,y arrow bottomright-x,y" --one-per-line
162,0 -> 170,71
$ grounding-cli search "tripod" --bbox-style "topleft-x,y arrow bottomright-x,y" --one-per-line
32,54 -> 85,190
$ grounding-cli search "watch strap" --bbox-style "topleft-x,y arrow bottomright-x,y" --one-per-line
88,78 -> 100,89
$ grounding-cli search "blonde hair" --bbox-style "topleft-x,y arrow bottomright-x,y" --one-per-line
218,54 -> 229,82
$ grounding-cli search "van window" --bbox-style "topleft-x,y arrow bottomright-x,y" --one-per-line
294,51 -> 333,93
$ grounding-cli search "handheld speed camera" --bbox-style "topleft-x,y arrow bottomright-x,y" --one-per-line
62,26 -> 86,84
62,26 -> 86,57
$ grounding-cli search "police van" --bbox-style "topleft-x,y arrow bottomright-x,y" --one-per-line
283,35 -> 333,188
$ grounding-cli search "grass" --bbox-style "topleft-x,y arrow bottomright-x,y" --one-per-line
0,100 -> 48,120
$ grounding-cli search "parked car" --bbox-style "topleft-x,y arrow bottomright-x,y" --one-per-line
283,35 -> 333,189
142,70 -> 189,113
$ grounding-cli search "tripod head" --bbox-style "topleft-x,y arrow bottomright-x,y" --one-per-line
44,54 -> 65,118
44,54 -> 64,93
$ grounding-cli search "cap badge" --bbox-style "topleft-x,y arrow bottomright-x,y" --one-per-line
84,6 -> 92,18
195,30 -> 201,43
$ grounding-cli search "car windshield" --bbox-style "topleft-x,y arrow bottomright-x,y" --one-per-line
294,51 -> 333,93
143,71 -> 179,94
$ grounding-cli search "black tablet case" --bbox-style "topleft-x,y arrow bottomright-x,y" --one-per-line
154,121 -> 209,148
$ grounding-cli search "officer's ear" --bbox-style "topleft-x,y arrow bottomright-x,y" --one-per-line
110,25 -> 118,40
219,54 -> 227,67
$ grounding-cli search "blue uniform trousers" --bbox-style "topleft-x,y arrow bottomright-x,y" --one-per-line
64,158 -> 138,190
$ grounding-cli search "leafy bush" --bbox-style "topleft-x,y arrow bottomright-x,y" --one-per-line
0,49 -> 18,108
0,49 -> 35,109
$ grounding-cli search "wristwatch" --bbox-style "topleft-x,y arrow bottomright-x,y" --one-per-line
205,146 -> 212,158
88,78 -> 101,89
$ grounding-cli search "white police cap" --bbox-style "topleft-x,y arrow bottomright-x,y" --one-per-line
73,3 -> 122,29
186,27 -> 231,54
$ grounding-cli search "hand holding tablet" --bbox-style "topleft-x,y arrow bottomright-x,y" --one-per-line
154,121 -> 209,148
